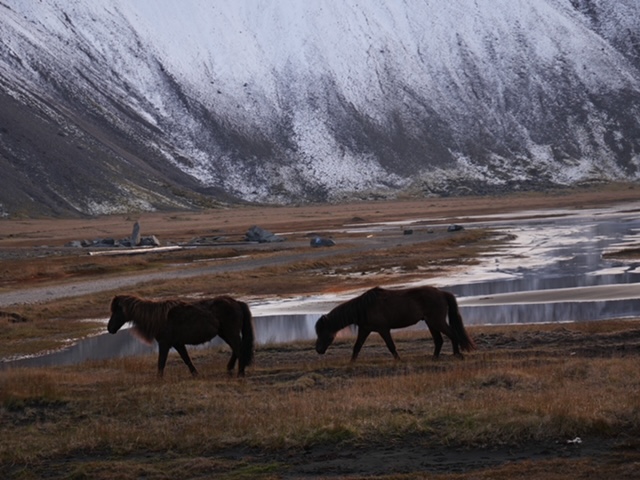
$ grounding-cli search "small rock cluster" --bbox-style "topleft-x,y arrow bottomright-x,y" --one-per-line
65,221 -> 161,248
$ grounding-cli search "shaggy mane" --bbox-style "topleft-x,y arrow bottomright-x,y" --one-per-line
113,295 -> 184,343
322,287 -> 383,333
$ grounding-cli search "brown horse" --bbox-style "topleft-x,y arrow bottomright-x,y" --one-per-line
107,295 -> 254,377
315,286 -> 475,361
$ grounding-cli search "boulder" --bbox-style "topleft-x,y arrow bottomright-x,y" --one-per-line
310,237 -> 336,247
245,226 -> 284,243
140,235 -> 161,247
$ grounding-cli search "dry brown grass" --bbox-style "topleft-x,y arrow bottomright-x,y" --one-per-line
1,321 -> 640,479
0,246 -> 250,291
3,187 -> 640,478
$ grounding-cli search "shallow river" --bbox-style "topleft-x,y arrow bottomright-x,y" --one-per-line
5,203 -> 640,368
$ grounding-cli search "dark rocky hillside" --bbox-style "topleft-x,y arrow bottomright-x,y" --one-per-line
1,0 -> 639,217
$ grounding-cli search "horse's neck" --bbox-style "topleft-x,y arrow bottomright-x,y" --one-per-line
132,302 -> 170,340
327,310 -> 355,333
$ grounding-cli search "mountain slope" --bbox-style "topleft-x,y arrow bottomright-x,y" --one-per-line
1,0 -> 639,217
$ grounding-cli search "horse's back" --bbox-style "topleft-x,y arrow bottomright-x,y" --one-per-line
200,296 -> 242,318
369,287 -> 448,328
359,287 -> 426,329
167,303 -> 219,344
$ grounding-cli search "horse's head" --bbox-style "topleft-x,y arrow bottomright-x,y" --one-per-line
315,315 -> 336,354
107,296 -> 129,334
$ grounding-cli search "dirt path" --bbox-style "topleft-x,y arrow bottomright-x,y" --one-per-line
0,231 -> 432,307
2,186 -> 640,310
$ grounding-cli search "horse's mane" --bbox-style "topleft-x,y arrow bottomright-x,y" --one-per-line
114,295 -> 183,343
324,287 -> 384,333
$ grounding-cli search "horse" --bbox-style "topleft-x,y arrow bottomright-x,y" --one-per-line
107,294 -> 254,377
315,286 -> 475,362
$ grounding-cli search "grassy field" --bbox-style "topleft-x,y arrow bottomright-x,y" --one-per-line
2,186 -> 640,478
1,320 -> 640,479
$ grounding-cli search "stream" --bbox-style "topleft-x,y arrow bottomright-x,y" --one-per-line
4,203 -> 640,368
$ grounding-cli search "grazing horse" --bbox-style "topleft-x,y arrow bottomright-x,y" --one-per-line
107,295 -> 254,377
315,286 -> 475,361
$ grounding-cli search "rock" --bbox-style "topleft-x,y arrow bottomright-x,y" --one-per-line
245,226 -> 284,243
310,237 -> 336,247
188,236 -> 225,245
448,224 -> 464,232
94,238 -> 117,247
403,229 -> 413,235
131,221 -> 141,246
140,235 -> 161,247
65,240 -> 84,248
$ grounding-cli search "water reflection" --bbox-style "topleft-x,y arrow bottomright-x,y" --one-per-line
2,314 -> 320,369
257,314 -> 320,344
461,299 -> 640,325
4,297 -> 640,369
445,216 -> 640,299
4,209 -> 640,369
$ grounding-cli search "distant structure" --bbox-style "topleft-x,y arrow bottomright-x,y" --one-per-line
131,221 -> 141,246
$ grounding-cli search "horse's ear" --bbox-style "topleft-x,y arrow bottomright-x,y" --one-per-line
111,295 -> 124,312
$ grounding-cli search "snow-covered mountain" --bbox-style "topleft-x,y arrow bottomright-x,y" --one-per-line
1,0 -> 639,216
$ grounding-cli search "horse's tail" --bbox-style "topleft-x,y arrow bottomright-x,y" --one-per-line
444,291 -> 475,352
239,301 -> 255,367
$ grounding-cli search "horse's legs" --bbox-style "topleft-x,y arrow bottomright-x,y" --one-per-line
450,338 -> 463,359
227,352 -> 238,373
438,322 -> 463,358
351,328 -> 371,362
157,342 -> 171,377
378,329 -> 400,360
174,343 -> 198,376
219,331 -> 242,376
427,326 -> 444,360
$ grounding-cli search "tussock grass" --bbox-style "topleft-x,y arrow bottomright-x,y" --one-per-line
1,321 -> 639,479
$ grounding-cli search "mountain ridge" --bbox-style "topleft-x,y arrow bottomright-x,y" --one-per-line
1,0 -> 639,217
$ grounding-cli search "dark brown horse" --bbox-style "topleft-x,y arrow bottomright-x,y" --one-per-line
315,286 -> 475,361
107,295 -> 254,377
